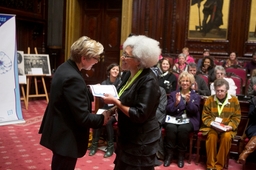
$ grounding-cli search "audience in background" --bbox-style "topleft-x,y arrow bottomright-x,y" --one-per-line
173,53 -> 188,73
223,52 -> 241,68
247,68 -> 256,97
197,56 -> 216,83
188,63 -> 210,96
89,63 -> 121,158
163,72 -> 201,168
174,47 -> 195,64
210,65 -> 237,96
246,52 -> 256,75
197,49 -> 211,69
200,79 -> 241,170
159,58 -> 177,95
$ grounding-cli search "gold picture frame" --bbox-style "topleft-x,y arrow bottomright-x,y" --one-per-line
188,0 -> 230,40
248,0 -> 256,41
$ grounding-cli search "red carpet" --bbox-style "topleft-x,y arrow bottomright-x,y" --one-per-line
0,100 -> 243,170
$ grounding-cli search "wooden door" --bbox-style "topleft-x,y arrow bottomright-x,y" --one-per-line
80,0 -> 122,85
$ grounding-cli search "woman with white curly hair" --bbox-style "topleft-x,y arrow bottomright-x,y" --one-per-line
102,35 -> 161,170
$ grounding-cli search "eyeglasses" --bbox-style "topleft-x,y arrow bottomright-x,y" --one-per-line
122,52 -> 135,59
92,52 -> 105,62
92,56 -> 100,62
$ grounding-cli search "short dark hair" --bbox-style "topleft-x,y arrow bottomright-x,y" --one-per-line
188,62 -> 197,70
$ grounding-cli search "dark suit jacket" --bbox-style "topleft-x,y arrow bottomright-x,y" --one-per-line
39,59 -> 104,158
116,68 -> 161,166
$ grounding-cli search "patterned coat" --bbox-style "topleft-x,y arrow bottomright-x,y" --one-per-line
199,94 -> 241,137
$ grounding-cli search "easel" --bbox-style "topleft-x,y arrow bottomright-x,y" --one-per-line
26,47 -> 49,108
19,82 -> 28,110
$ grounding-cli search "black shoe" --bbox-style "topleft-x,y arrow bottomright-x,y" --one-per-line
177,151 -> 185,168
177,158 -> 184,168
163,150 -> 173,167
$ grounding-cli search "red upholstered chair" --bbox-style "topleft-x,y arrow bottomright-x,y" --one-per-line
229,75 -> 243,95
226,67 -> 247,87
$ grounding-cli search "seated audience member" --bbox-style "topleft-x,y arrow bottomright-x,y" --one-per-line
89,63 -> 121,158
173,53 -> 188,73
238,95 -> 256,164
247,68 -> 256,96
188,62 -> 210,96
197,49 -> 211,69
159,58 -> 177,95
200,79 -> 241,170
246,52 -> 256,75
163,72 -> 201,168
197,56 -> 216,83
223,52 -> 241,68
174,47 -> 195,64
210,65 -> 237,96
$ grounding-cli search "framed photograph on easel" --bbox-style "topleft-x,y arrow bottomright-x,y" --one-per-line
23,54 -> 51,76
17,51 -> 25,76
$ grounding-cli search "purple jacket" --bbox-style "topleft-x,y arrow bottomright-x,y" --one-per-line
166,90 -> 201,131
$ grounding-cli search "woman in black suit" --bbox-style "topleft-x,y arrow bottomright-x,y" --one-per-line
39,36 -> 110,170
102,35 -> 161,170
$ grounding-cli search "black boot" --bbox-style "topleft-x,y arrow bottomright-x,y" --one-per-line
177,151 -> 185,168
104,141 -> 114,158
89,129 -> 100,156
89,141 -> 98,156
163,149 -> 173,167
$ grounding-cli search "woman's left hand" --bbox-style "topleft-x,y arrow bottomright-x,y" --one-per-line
185,92 -> 191,103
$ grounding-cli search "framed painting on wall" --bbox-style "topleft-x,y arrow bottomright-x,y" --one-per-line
188,0 -> 230,40
23,54 -> 51,76
248,0 -> 256,41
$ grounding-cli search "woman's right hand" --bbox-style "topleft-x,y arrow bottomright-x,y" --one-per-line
175,92 -> 181,106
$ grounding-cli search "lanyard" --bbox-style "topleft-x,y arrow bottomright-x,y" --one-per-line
217,97 -> 228,116
118,69 -> 143,97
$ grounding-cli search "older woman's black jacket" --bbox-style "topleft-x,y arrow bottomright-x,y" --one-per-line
116,68 -> 161,166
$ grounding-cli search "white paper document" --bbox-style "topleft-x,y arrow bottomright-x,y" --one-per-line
89,85 -> 119,99
96,109 -> 107,115
165,115 -> 189,124
210,121 -> 228,131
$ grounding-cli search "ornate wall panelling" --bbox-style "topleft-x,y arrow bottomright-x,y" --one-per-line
0,0 -> 47,54
131,0 -> 178,56
244,0 -> 256,56
80,0 -> 122,84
